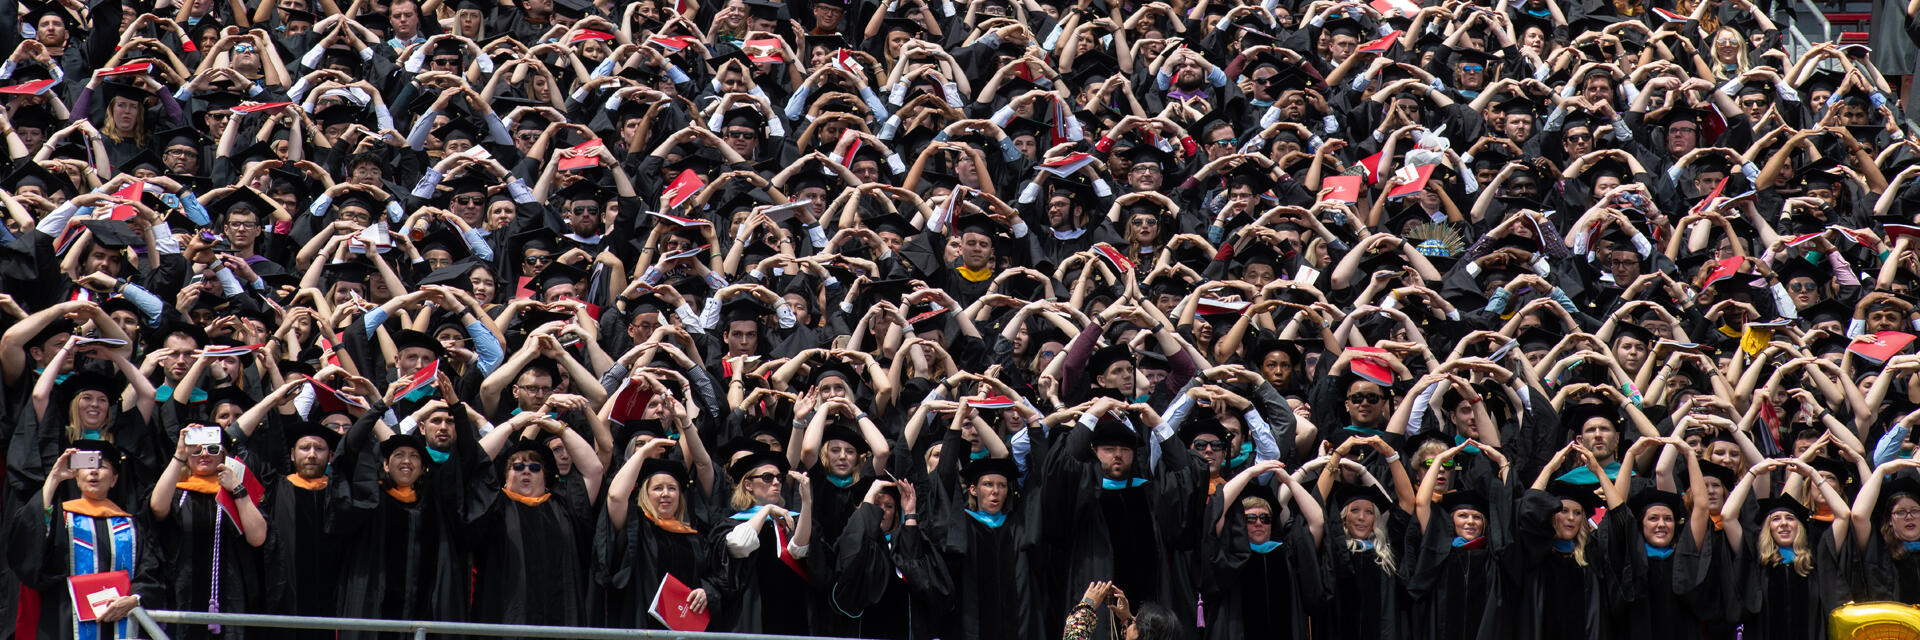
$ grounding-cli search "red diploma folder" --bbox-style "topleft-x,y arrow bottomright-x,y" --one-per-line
648,574 -> 709,631
68,571 -> 130,622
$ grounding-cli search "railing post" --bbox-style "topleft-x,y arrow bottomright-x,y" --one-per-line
129,607 -> 172,640
415,627 -> 430,640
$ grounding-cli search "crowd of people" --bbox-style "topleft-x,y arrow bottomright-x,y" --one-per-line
0,0 -> 1919,635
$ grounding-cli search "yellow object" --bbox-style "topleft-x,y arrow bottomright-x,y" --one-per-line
1831,601 -> 1920,639
1739,326 -> 1774,357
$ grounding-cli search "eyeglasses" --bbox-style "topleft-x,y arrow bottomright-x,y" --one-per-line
1191,440 -> 1229,451
516,385 -> 555,395
1893,509 -> 1920,520
164,147 -> 199,158
744,472 -> 782,483
193,444 -> 224,457
524,254 -> 556,265
1421,458 -> 1458,469
225,220 -> 260,229
1461,64 -> 1485,73
511,462 -> 543,472
453,195 -> 485,205
1244,513 -> 1273,524
1347,392 -> 1385,405
1607,258 -> 1641,267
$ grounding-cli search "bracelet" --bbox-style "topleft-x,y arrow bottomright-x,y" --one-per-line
228,484 -> 249,500
856,412 -> 869,421
173,456 -> 188,464
1385,454 -> 1401,464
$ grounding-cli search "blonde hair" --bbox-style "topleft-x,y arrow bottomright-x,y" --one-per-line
65,391 -> 113,443
729,480 -> 756,511
1342,501 -> 1398,573
1707,26 -> 1749,83
1759,519 -> 1813,576
637,473 -> 690,523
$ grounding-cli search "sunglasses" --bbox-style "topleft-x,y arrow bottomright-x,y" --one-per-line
1210,137 -> 1239,147
1461,64 -> 1484,73
1564,133 -> 1594,142
524,254 -> 557,265
193,444 -> 224,457
1421,458 -> 1458,469
1787,282 -> 1820,293
744,472 -> 782,484
724,130 -> 758,140
1347,393 -> 1385,405
1191,440 -> 1229,451
1244,513 -> 1273,524
453,195 -> 484,205
511,462 -> 544,472
571,205 -> 602,216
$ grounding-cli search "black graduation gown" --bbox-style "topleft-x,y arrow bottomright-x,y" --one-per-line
154,484 -> 264,640
927,427 -> 1047,640
1317,508 -> 1411,640
1404,480 -> 1513,640
259,475 -> 335,640
1510,489 -> 1608,640
5,494 -> 167,640
470,484 -> 594,631
592,508 -> 719,630
829,502 -> 953,640
710,507 -> 814,635
1858,534 -> 1920,604
1042,423 -> 1203,633
1601,505 -> 1715,640
1197,485 -> 1322,640
1729,527 -> 1849,640
325,409 -> 486,640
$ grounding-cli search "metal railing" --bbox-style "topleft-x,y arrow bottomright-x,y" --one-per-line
127,608 -> 856,640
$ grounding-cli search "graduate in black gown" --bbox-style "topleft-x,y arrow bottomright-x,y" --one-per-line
259,423 -> 340,640
712,448 -> 816,635
6,441 -> 165,640
1512,443 -> 1622,640
1850,462 -> 1920,603
1407,440 -> 1511,640
148,426 -> 270,640
1606,437 -> 1716,640
595,445 -> 718,630
1317,480 -> 1412,640
829,476 -> 953,640
1718,458 -> 1852,640
325,407 -> 487,640
1198,459 -> 1324,640
1043,401 -> 1204,634
927,429 -> 1047,640
470,421 -> 605,631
